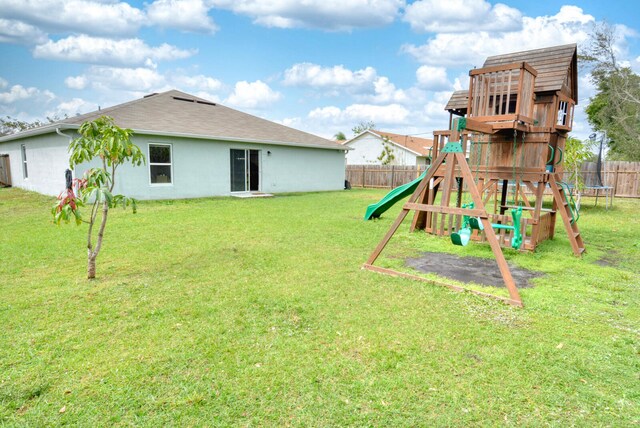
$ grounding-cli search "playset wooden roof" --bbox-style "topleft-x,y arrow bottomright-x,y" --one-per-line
483,43 -> 578,98
445,43 -> 578,113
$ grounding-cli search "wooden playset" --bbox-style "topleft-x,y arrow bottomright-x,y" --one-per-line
364,44 -> 584,307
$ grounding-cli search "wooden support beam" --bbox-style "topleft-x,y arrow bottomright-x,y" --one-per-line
461,117 -> 495,134
455,152 -> 522,305
404,203 -> 487,217
362,264 -> 523,307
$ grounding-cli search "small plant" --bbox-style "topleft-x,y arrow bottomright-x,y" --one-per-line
52,116 -> 145,279
377,138 -> 396,165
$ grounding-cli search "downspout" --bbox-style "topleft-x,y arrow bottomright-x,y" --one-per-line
56,127 -> 75,178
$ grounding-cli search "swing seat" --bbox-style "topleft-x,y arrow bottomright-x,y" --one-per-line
451,227 -> 472,246
468,217 -> 484,230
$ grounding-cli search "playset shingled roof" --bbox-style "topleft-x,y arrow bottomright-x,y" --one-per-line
445,43 -> 578,113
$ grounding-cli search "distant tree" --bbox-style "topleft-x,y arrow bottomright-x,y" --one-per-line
334,131 -> 347,141
581,22 -> 640,161
0,115 -> 66,136
52,116 -> 145,279
563,136 -> 594,211
352,121 -> 375,136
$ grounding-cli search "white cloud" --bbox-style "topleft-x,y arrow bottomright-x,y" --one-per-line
365,77 -> 411,104
146,0 -> 218,33
403,5 -> 595,66
308,103 -> 411,125
283,62 -> 432,107
0,18 -> 47,45
404,0 -> 522,33
0,0 -> 145,37
64,75 -> 88,90
64,66 -> 226,104
225,80 -> 281,109
33,35 -> 196,66
0,78 -> 7,89
0,84 -> 55,104
66,67 -> 168,92
171,74 -> 223,91
49,98 -> 97,117
416,65 -> 451,90
211,0 -> 404,31
283,63 -> 377,89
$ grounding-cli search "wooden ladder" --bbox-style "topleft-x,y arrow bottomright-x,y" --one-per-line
549,176 -> 585,256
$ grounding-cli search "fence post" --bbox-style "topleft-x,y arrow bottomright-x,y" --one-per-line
613,165 -> 619,197
390,165 -> 395,189
362,165 -> 366,188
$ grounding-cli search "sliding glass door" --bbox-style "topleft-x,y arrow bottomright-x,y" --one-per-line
230,149 -> 260,192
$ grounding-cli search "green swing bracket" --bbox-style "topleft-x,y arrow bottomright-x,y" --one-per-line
442,142 -> 463,153
450,202 -> 474,246
489,207 -> 523,250
452,204 -> 523,250
443,117 -> 467,153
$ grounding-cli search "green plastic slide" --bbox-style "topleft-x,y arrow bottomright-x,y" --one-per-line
364,169 -> 428,220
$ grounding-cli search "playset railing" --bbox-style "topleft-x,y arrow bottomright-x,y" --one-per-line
467,61 -> 537,125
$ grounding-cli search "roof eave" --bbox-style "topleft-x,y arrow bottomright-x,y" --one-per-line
0,123 -> 78,143
132,129 -> 348,151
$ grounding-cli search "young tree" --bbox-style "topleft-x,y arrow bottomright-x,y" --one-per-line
563,136 -> 594,211
334,131 -> 347,141
351,121 -> 375,136
377,138 -> 396,165
52,116 -> 145,279
581,23 -> 640,160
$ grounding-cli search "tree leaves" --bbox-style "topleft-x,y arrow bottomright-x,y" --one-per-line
69,116 -> 145,169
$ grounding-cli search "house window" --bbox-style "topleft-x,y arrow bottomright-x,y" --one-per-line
149,144 -> 172,184
21,144 -> 28,179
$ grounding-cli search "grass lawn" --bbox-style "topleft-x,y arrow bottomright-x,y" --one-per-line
1,187 -> 638,426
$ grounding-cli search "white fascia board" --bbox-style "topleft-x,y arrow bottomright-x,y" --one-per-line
0,123 -> 78,143
129,129 -> 349,152
0,125 -> 349,152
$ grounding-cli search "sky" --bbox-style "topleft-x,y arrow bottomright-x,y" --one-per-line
1,0 -> 639,141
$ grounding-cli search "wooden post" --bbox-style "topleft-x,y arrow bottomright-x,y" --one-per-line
613,165 -> 619,197
390,165 -> 395,189
362,165 -> 366,188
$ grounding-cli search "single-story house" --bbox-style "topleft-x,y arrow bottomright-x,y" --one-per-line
344,130 -> 433,166
0,90 -> 347,199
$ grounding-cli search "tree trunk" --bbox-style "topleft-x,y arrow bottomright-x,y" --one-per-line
87,254 -> 97,279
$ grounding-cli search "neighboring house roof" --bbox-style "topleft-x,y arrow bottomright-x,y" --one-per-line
346,130 -> 433,156
445,43 -> 578,114
0,90 -> 344,150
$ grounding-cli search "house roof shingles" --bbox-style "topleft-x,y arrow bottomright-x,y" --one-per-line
373,130 -> 433,156
2,90 -> 343,150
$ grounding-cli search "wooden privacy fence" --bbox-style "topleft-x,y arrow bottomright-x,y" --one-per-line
346,164 -> 429,189
579,161 -> 640,198
346,161 -> 640,198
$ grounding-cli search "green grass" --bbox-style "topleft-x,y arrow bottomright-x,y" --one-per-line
0,187 -> 638,426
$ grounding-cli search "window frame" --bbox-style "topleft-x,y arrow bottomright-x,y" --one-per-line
21,144 -> 28,179
148,143 -> 173,186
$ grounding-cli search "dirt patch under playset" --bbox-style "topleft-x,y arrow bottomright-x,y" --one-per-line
405,252 -> 543,288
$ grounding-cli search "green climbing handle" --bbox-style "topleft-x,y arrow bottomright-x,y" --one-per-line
557,181 -> 579,224
547,144 -> 555,165
555,147 -> 563,166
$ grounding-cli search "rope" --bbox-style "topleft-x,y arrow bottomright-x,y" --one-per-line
512,129 -> 518,205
